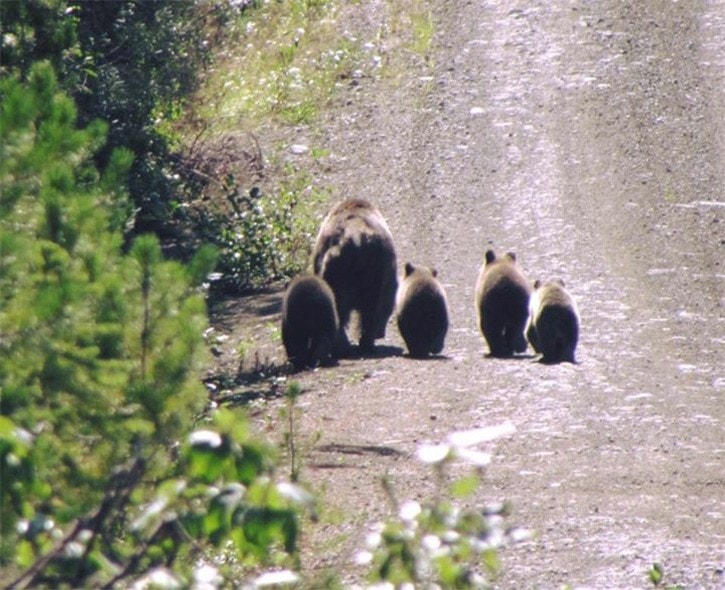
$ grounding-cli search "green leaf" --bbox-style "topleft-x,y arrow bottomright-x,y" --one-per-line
436,554 -> 461,585
481,547 -> 500,577
241,507 -> 299,556
450,474 -> 479,499
204,483 -> 245,542
187,445 -> 228,484
235,444 -> 267,486
650,562 -> 664,586
186,244 -> 218,286
17,540 -> 35,570
203,502 -> 226,540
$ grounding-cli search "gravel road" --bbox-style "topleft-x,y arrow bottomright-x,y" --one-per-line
211,1 -> 724,587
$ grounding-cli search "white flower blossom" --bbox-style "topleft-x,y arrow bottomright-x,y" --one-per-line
447,422 -> 516,447
399,499 -> 421,522
276,482 -> 314,506
132,567 -> 182,590
416,443 -> 450,464
253,570 -> 300,587
189,430 -> 222,448
354,550 -> 374,565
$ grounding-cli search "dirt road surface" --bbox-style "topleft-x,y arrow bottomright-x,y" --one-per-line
210,2 -> 724,587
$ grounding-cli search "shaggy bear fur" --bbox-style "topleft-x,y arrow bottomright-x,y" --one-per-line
396,262 -> 449,358
312,198 -> 398,354
526,279 -> 579,364
281,275 -> 339,370
475,250 -> 532,357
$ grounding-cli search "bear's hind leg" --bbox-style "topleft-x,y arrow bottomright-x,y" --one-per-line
508,320 -> 528,354
483,319 -> 509,358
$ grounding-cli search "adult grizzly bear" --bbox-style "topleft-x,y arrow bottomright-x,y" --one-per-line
526,279 -> 579,364
475,250 -> 532,357
281,275 -> 339,370
396,262 -> 449,358
312,198 -> 398,354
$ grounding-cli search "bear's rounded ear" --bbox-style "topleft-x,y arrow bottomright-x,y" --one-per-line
484,250 -> 496,264
505,251 -> 517,261
404,262 -> 415,276
431,268 -> 438,278
558,279 -> 566,287
533,279 -> 542,289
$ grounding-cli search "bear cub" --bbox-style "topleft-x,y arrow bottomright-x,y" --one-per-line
475,249 -> 532,357
312,198 -> 398,354
526,279 -> 579,364
281,275 -> 339,370
396,262 -> 450,358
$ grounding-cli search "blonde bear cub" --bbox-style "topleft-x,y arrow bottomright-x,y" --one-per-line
526,279 -> 579,364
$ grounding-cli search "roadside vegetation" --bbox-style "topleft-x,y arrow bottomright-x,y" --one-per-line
0,57 -> 309,587
169,0 -> 438,293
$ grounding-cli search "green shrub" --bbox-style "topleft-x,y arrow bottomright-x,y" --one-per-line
359,423 -> 532,588
202,170 -> 328,292
1,61 -> 303,588
0,0 -> 247,231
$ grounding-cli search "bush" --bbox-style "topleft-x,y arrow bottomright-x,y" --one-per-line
1,0 -> 248,231
203,171 -> 327,292
358,424 -> 532,588
1,61 -> 303,588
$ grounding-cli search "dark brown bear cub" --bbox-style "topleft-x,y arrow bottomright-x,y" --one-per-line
312,198 -> 398,354
475,250 -> 532,357
396,263 -> 450,358
526,280 -> 579,364
281,275 -> 339,370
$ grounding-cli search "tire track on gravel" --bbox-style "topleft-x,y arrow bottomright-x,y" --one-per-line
415,2 -> 724,587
